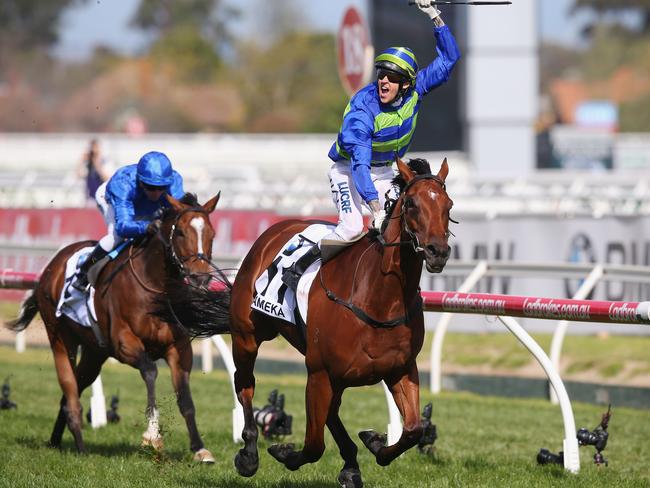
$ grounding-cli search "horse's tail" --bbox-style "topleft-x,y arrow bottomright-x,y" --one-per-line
6,290 -> 39,332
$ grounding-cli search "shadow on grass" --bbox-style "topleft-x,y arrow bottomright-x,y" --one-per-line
15,435 -> 142,458
178,474 -> 350,488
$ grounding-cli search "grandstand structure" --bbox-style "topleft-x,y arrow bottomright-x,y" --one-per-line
2,133 -> 650,217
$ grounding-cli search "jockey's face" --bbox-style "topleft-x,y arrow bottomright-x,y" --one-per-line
377,70 -> 410,104
141,182 -> 166,201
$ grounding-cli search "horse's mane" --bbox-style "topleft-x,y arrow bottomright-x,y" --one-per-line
161,192 -> 200,220
383,158 -> 432,227
152,191 -> 232,337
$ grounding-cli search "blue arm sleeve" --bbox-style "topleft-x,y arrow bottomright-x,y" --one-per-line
416,25 -> 461,97
339,110 -> 378,203
113,196 -> 148,238
169,172 -> 185,200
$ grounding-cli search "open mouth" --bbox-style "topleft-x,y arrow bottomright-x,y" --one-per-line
424,255 -> 448,274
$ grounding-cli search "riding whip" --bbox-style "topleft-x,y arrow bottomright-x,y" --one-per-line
409,1 -> 512,5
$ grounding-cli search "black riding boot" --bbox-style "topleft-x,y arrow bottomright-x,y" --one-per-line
72,244 -> 109,291
281,245 -> 321,290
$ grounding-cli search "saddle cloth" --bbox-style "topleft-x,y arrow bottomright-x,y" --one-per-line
252,223 -> 335,326
55,247 -> 98,327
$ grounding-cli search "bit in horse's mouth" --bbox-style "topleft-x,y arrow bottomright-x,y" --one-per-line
425,262 -> 446,274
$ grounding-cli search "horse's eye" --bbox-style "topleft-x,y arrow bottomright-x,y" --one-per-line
404,198 -> 416,210
176,230 -> 185,238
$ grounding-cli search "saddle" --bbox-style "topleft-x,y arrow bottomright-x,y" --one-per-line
56,241 -> 130,345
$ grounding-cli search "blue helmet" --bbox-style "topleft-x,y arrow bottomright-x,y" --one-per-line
136,151 -> 174,187
374,47 -> 419,83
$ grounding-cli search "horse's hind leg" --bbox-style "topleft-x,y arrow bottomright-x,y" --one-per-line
49,334 -> 85,452
268,369 -> 332,471
326,390 -> 363,488
359,364 -> 423,466
166,343 -> 214,463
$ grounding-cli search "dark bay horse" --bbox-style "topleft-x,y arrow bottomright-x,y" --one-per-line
7,193 -> 225,462
183,158 -> 453,487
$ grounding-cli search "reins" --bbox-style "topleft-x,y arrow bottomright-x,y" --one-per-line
319,173 -> 448,328
125,205 -> 216,294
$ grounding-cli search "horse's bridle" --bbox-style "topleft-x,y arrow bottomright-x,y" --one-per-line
126,206 -> 217,294
319,173 -> 453,329
375,173 -> 455,253
165,207 -> 214,277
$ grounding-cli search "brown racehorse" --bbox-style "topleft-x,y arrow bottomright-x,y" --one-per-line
7,193 -> 224,463
181,157 -> 453,487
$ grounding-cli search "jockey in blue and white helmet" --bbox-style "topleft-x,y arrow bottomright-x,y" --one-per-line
72,151 -> 185,290
282,0 -> 460,289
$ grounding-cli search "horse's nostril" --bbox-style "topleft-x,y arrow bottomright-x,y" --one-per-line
427,244 -> 450,259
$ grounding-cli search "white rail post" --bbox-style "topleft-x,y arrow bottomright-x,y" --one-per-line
201,338 -> 213,373
498,316 -> 580,473
430,261 -> 488,393
210,335 -> 244,443
15,330 -> 26,353
549,265 -> 603,404
381,381 -> 402,446
89,375 -> 108,429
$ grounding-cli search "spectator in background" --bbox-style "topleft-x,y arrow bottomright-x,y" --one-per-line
77,138 -> 109,206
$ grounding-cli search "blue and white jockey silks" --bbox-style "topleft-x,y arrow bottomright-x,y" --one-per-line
252,224 -> 334,326
56,247 -> 98,327
94,164 -> 184,252
325,25 -> 460,241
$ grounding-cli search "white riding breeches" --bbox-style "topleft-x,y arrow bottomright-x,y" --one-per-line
325,162 -> 399,242
95,182 -> 123,252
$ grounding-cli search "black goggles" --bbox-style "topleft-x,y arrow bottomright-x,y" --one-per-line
376,69 -> 407,84
142,182 -> 166,192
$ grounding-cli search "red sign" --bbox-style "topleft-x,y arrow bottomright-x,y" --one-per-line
337,7 -> 372,96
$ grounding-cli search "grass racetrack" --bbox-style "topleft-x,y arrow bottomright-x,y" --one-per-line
0,345 -> 649,488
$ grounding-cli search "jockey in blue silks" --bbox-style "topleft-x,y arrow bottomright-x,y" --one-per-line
72,151 -> 185,290
282,0 -> 460,289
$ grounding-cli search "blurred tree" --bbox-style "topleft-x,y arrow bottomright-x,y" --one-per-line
131,0 -> 238,47
573,0 -> 650,32
237,32 -> 348,133
131,0 -> 239,84
234,0 -> 347,132
0,0 -> 88,50
149,26 -> 221,82
620,93 -> 650,131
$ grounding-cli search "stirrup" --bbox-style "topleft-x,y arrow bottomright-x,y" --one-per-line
281,267 -> 301,290
71,273 -> 89,292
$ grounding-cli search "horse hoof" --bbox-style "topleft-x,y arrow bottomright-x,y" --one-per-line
193,448 -> 215,464
358,430 -> 386,456
338,468 -> 363,488
267,443 -> 295,464
234,448 -> 259,477
141,434 -> 164,451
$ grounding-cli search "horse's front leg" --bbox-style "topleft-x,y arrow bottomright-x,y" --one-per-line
359,363 -> 423,466
115,328 -> 162,450
166,343 -> 214,463
326,390 -> 363,488
232,331 -> 261,477
268,369 -> 332,471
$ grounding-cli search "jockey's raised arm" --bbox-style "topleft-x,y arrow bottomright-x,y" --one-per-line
281,1 -> 460,289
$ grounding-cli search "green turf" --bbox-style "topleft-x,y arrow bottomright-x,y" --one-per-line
0,346 -> 648,487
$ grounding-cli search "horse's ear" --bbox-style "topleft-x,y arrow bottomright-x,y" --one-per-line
437,158 -> 449,183
396,156 -> 415,183
166,194 -> 184,212
202,191 -> 221,214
